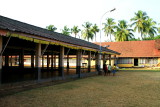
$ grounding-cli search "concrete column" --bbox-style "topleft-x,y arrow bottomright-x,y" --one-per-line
76,49 -> 81,78
59,46 -> 64,78
88,51 -> 91,72
0,36 -> 2,84
35,43 -> 41,82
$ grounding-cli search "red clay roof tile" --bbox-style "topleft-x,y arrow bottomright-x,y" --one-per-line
95,40 -> 160,57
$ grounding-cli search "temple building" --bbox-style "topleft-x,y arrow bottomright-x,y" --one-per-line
0,16 -> 119,85
99,40 -> 160,68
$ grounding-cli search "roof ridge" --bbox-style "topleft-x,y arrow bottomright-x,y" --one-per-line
100,40 -> 157,43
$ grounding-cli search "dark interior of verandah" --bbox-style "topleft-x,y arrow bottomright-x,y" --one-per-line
1,36 -> 102,84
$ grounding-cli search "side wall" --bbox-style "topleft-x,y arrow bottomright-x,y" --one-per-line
117,57 -> 160,68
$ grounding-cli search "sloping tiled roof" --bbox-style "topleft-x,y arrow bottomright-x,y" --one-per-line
96,40 -> 160,57
0,15 -> 120,55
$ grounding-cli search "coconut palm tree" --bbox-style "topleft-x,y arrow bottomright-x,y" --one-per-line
62,25 -> 70,36
46,25 -> 57,31
71,26 -> 81,38
103,18 -> 116,41
81,22 -> 94,41
91,24 -> 99,42
114,20 -> 134,41
143,18 -> 157,38
130,10 -> 149,40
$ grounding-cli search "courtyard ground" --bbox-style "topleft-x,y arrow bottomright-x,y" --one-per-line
0,71 -> 160,107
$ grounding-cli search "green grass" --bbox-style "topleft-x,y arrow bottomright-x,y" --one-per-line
1,71 -> 160,107
120,68 -> 160,71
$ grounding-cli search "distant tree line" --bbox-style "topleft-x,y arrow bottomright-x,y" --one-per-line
46,10 -> 160,42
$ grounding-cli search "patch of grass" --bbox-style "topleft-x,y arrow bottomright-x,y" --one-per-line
119,68 -> 160,71
1,71 -> 160,107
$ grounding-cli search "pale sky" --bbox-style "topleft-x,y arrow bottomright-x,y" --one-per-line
0,0 -> 160,42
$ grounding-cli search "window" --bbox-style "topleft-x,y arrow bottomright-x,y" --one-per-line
140,58 -> 158,64
118,58 -> 132,64
140,58 -> 145,64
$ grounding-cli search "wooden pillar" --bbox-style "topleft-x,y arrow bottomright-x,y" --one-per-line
5,55 -> 9,67
54,54 -> 56,69
47,53 -> 49,70
51,52 -> 54,77
19,49 -> 24,68
10,56 -> 12,66
18,54 -> 21,67
59,46 -> 64,78
31,53 -> 34,68
20,49 -> 24,80
76,50 -> 81,78
0,36 -> 2,84
47,53 -> 50,77
109,54 -> 111,65
100,53 -> 102,71
88,51 -> 91,72
22,49 -> 24,68
67,55 -> 69,68
35,43 -> 41,82
51,52 -> 54,70
41,55 -> 44,69
96,53 -> 101,74
103,54 -> 106,67
15,55 -> 18,66
114,55 -> 117,65
67,54 -> 69,74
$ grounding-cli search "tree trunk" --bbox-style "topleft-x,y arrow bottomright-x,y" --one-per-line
141,32 -> 143,40
110,34 -> 112,41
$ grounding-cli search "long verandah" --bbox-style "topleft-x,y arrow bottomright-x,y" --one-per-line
0,36 -> 112,84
